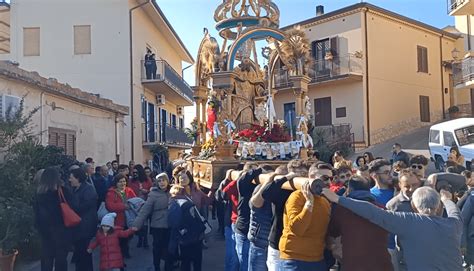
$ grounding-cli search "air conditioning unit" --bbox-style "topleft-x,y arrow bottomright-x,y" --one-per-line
156,94 -> 165,106
177,106 -> 184,116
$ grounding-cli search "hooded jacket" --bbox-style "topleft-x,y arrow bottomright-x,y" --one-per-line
88,228 -> 135,270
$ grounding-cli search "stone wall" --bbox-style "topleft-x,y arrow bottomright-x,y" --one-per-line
370,110 -> 444,145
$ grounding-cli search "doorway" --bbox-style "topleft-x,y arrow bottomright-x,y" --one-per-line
314,97 -> 332,126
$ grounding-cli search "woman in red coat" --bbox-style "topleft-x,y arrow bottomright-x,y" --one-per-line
88,212 -> 137,271
105,173 -> 136,258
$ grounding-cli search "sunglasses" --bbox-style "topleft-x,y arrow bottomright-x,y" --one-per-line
338,173 -> 352,180
320,175 -> 334,182
411,165 -> 423,170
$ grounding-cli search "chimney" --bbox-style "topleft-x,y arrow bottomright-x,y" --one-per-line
316,5 -> 324,16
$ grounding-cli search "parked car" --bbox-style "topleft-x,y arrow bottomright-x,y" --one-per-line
429,118 -> 474,171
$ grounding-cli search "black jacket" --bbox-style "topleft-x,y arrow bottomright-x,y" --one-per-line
72,183 -> 98,241
92,173 -> 108,204
34,186 -> 76,240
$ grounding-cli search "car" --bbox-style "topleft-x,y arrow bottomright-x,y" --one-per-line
429,118 -> 474,171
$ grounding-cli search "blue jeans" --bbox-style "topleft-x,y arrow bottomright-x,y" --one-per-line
232,224 -> 250,271
279,259 -> 327,271
225,226 -> 239,271
248,243 -> 268,271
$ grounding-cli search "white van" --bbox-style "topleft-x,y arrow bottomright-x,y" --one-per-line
429,118 -> 474,171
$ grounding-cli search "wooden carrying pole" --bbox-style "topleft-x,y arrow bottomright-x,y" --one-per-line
230,171 -> 309,191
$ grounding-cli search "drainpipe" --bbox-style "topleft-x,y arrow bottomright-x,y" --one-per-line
40,91 -> 44,144
467,15 -> 472,51
115,113 -> 120,162
362,8 -> 371,146
440,35 -> 446,119
182,63 -> 193,78
129,0 -> 150,161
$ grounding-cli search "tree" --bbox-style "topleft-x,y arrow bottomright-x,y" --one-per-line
0,99 -> 76,257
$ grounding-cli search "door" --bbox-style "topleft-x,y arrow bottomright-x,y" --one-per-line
160,109 -> 167,142
314,97 -> 332,126
147,103 -> 155,142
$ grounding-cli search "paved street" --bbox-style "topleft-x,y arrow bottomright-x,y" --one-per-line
19,219 -> 225,271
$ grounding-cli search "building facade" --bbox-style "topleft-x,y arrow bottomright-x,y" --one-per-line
0,60 -> 128,164
0,0 -> 194,165
274,3 -> 469,147
448,0 -> 474,115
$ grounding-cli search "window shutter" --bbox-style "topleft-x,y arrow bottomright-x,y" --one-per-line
330,36 -> 338,57
74,25 -> 91,55
66,133 -> 76,157
423,47 -> 428,73
23,27 -> 40,56
417,46 -> 423,72
311,41 -> 317,59
0,95 -> 3,118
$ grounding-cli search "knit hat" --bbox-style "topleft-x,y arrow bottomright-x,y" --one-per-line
101,212 -> 117,227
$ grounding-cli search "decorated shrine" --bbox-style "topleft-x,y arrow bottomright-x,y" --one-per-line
190,0 -> 314,189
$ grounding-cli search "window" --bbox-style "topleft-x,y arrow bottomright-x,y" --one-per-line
23,27 -> 40,56
179,118 -> 184,130
74,25 -> 91,55
455,125 -> 474,146
336,107 -> 346,118
417,46 -> 428,73
171,114 -> 177,128
443,131 -> 456,147
429,129 -> 440,144
0,94 -> 20,119
419,96 -> 430,122
48,127 -> 76,157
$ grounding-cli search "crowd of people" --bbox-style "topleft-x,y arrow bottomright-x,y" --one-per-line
33,156 -> 213,271
217,143 -> 474,271
32,142 -> 474,271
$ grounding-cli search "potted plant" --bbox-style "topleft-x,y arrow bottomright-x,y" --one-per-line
448,106 -> 460,119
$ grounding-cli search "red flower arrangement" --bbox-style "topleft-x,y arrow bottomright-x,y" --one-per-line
234,123 -> 290,143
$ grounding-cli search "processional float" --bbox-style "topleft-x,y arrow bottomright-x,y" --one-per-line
189,0 -> 315,189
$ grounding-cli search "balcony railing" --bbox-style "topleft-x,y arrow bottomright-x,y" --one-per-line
141,59 -> 194,102
273,54 -> 363,88
142,123 -> 193,146
448,0 -> 467,14
453,56 -> 474,87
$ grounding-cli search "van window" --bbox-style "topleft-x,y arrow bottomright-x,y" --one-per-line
443,131 -> 456,147
455,125 -> 474,146
429,130 -> 440,144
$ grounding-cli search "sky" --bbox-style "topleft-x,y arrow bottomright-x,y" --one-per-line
158,0 -> 454,84
157,0 -> 454,125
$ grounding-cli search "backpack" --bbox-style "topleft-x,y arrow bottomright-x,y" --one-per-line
174,199 -> 206,245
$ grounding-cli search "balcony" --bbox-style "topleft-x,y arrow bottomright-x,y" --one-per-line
448,0 -> 474,15
273,54 -> 363,89
142,123 -> 193,147
141,60 -> 194,106
453,55 -> 474,90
